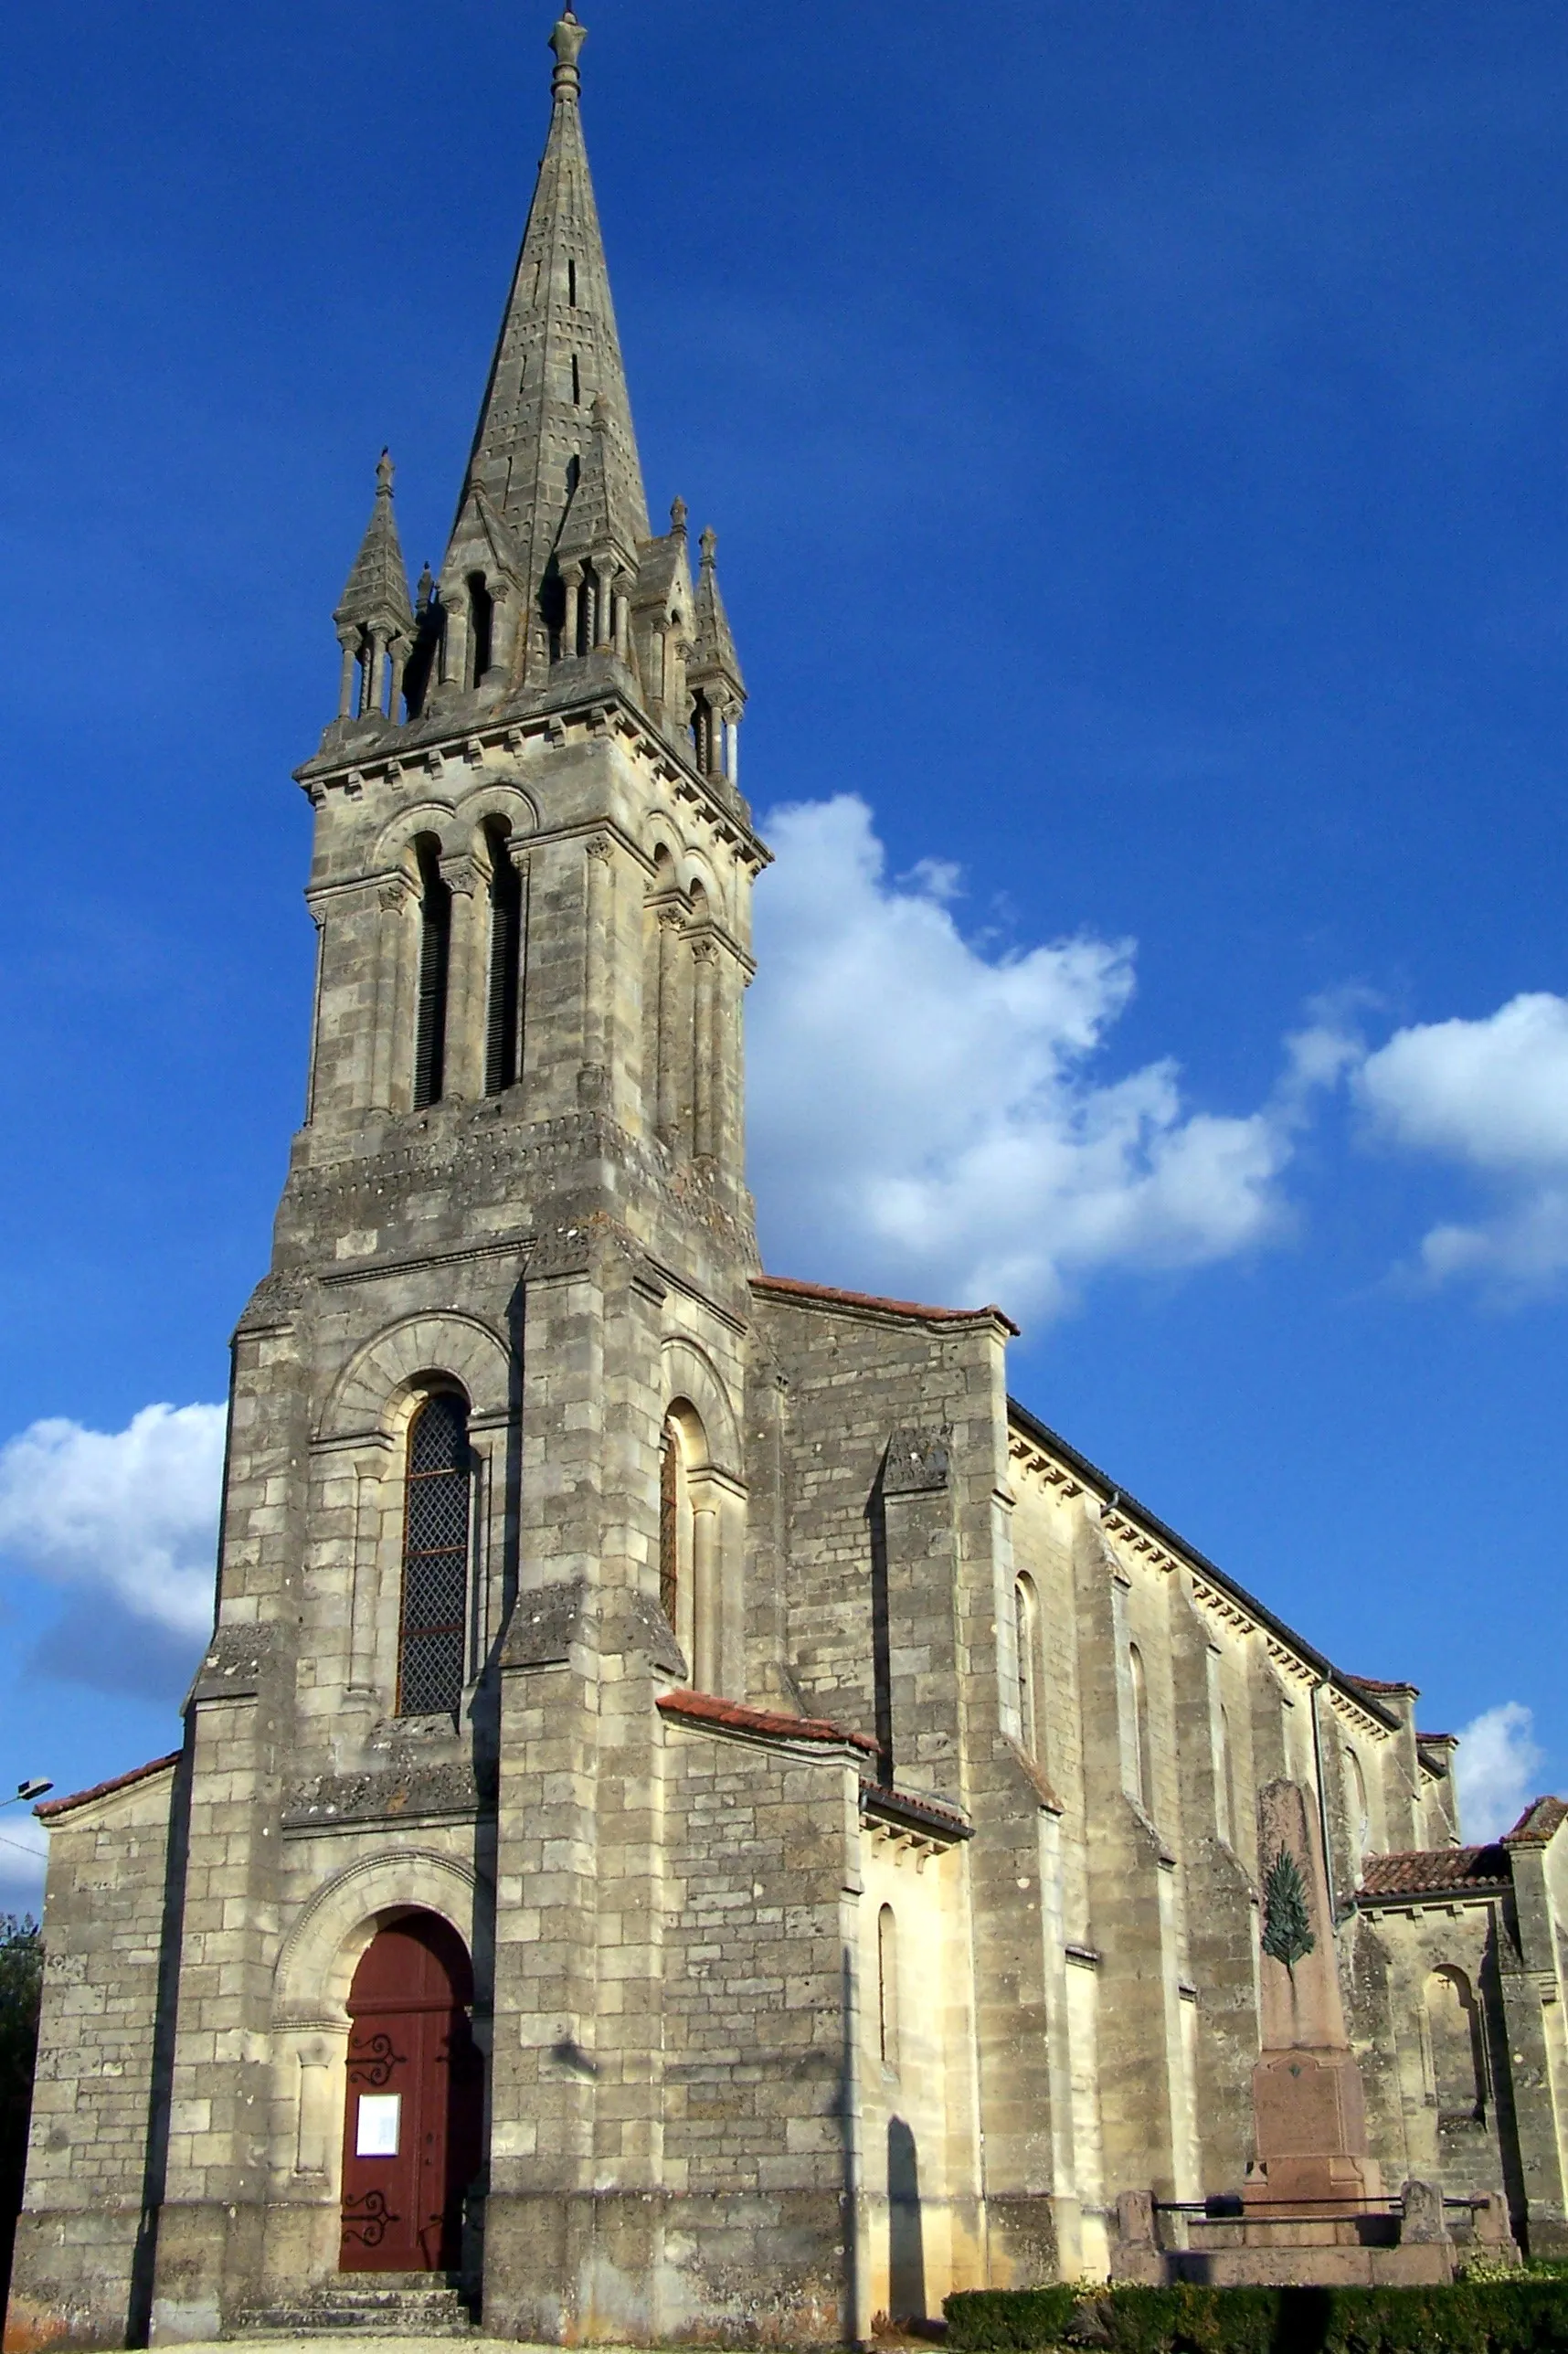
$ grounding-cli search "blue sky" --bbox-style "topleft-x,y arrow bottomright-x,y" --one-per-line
3,0 -> 1567,1896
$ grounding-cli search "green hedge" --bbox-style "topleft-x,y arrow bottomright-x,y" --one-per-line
943,2278 -> 1568,2354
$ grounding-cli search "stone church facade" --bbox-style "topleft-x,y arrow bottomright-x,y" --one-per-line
10,14 -> 1568,2349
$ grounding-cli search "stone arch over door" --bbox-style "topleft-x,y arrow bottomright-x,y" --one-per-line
267,1850 -> 486,2218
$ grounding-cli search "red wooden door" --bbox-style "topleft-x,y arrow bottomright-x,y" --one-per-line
339,1914 -> 483,2273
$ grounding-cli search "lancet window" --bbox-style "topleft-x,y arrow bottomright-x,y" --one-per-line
877,1904 -> 900,2073
397,1391 -> 471,1717
1013,1573 -> 1043,1758
1129,1642 -> 1154,1818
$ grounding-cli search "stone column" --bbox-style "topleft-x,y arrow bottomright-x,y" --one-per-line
562,564 -> 582,657
580,835 -> 613,1103
371,875 -> 414,1111
336,630 -> 358,718
440,854 -> 482,1101
692,1500 -> 719,1691
654,903 -> 684,1144
692,937 -> 718,1161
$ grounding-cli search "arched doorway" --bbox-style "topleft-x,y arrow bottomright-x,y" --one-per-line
339,1912 -> 483,2274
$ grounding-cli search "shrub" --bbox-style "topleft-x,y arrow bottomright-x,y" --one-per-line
942,2278 -> 1568,2354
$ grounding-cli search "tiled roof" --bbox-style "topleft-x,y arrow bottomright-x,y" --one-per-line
656,1688 -> 880,1757
1505,1796 -> 1568,1847
752,1273 -> 1021,1336
862,1783 -> 974,1842
1358,1845 -> 1510,1900
36,1752 -> 183,1820
1345,1674 -> 1419,1699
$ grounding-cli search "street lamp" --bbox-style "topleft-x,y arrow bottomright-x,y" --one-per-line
3,1780 -> 52,1807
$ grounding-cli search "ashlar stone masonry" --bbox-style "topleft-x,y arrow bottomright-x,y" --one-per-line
11,15 -> 1568,2349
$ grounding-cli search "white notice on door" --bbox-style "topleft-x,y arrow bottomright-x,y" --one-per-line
355,2093 -> 400,2157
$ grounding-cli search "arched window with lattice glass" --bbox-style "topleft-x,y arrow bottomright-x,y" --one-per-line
397,1392 -> 471,1716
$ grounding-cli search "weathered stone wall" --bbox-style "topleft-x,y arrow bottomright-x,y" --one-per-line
6,1760 -> 183,2353
658,1722 -> 858,2342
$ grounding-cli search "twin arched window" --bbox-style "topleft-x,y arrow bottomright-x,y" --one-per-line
408,826 -> 524,1110
397,1392 -> 471,1717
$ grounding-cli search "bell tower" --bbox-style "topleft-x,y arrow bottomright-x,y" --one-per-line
143,12 -> 771,2338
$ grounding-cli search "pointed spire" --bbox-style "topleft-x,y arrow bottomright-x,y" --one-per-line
334,450 -> 415,642
690,525 -> 746,702
449,10 -> 649,682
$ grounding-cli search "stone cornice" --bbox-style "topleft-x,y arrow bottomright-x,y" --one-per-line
295,684 -> 770,877
1006,1396 -> 1402,1736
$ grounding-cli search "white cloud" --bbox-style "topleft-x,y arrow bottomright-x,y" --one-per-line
1455,1702 -> 1545,1844
747,795 -> 1301,1320
0,1813 -> 48,1912
1353,993 -> 1568,1289
0,1403 -> 227,1638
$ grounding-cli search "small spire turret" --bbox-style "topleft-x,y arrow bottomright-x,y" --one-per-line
688,525 -> 747,790
332,450 -> 416,726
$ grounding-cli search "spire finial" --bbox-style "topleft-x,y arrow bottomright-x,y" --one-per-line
376,448 -> 395,498
550,11 -> 586,101
699,525 -> 717,569
670,496 -> 688,538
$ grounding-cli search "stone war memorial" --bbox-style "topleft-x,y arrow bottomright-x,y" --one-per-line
9,13 -> 1568,2350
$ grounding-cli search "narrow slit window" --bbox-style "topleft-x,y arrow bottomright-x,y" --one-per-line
397,1392 -> 471,1717
467,573 -> 493,685
571,354 -> 581,406
660,1417 -> 680,1633
1129,1642 -> 1153,1818
1013,1575 -> 1041,1757
413,843 -> 451,1109
877,1904 -> 900,2073
484,834 -> 524,1095
568,259 -> 577,307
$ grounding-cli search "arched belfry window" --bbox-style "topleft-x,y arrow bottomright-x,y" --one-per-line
413,840 -> 451,1110
397,1391 -> 471,1717
484,823 -> 524,1097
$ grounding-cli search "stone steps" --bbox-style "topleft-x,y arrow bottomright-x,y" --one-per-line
232,2276 -> 477,2337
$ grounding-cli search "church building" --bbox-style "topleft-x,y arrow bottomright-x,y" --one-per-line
11,15 -> 1568,2349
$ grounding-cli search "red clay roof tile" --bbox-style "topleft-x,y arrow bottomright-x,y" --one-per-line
1358,1845 -> 1510,1899
752,1272 -> 1021,1336
36,1752 -> 183,1820
1504,1796 -> 1568,1847
655,1688 -> 880,1756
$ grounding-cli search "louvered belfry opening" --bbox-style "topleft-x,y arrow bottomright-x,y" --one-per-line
413,840 -> 451,1109
484,824 -> 524,1096
397,1391 -> 471,1717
